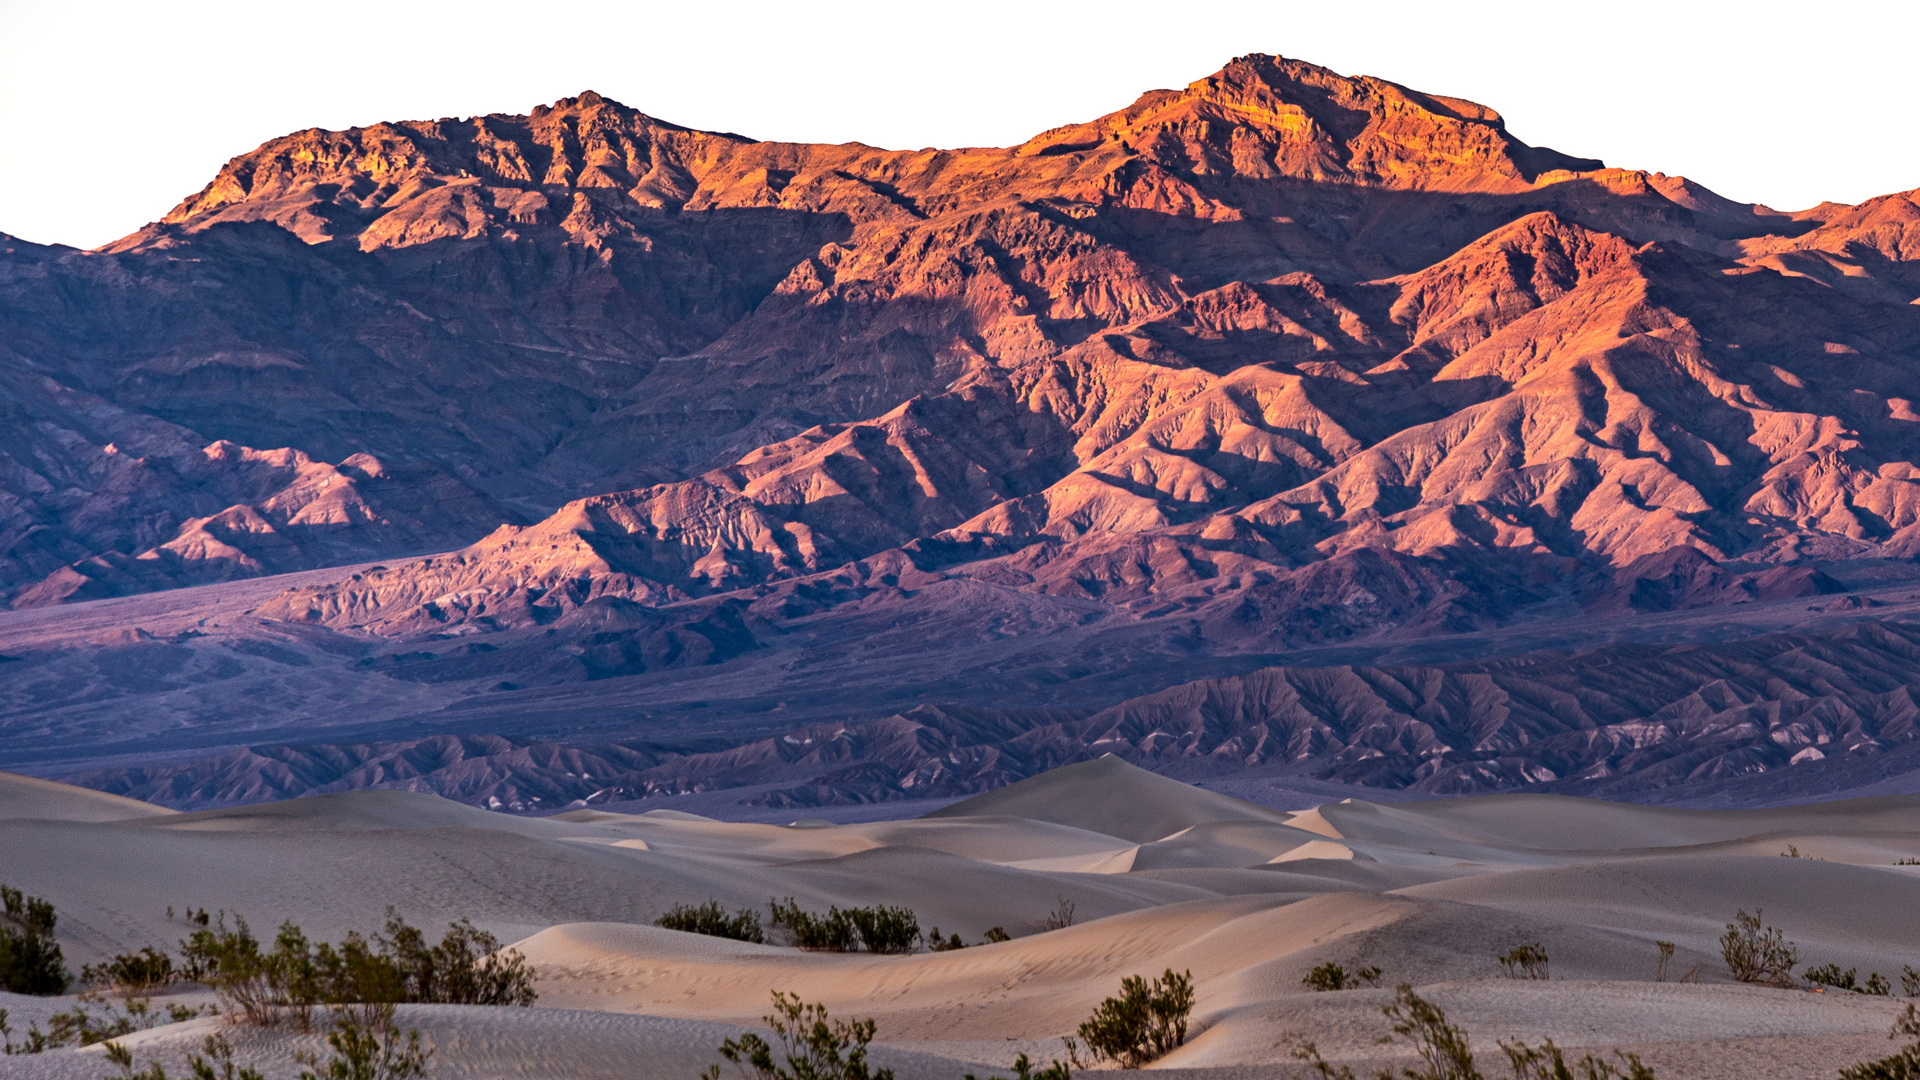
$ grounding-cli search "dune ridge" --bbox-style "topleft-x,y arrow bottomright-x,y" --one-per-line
5,761 -> 1920,1078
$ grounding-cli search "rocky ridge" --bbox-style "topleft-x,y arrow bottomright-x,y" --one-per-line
6,53 -> 1920,810
66,617 -> 1920,811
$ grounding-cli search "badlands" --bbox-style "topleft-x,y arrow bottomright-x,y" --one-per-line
4,757 -> 1920,1079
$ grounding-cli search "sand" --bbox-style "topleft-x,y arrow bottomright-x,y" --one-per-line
4,756 -> 1919,1079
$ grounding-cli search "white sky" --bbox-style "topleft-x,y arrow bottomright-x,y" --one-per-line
3,0 -> 1916,250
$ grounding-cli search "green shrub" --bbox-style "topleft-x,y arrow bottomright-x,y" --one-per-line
1720,908 -> 1797,987
1807,964 -> 1892,995
926,928 -> 967,952
705,990 -> 893,1080
295,1004 -> 431,1080
965,1053 -> 1070,1080
105,1033 -> 267,1080
768,899 -> 857,952
372,912 -> 537,1007
84,947 -> 177,996
1841,1003 -> 1920,1080
0,885 -> 69,995
845,906 -> 920,954
1502,1037 -> 1656,1080
982,927 -> 1011,944
1066,968 -> 1193,1069
1292,985 -> 1657,1080
189,1033 -> 267,1080
657,901 -> 766,943
178,909 -> 536,1026
177,914 -> 294,1025
1303,962 -> 1382,992
766,900 -> 922,953
1497,943 -> 1549,980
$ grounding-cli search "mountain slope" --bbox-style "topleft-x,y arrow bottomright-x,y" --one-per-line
7,53 -> 1920,810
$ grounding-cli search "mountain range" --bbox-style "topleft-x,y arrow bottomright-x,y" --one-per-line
5,54 -> 1920,811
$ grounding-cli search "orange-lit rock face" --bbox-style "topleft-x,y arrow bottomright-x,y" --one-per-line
6,53 -> 1920,640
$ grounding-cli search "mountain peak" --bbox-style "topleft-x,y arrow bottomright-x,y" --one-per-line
1022,52 -> 1601,193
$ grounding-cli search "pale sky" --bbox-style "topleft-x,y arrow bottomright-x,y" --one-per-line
3,0 -> 1916,250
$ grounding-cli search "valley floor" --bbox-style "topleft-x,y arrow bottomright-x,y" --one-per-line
3,758 -> 1917,1078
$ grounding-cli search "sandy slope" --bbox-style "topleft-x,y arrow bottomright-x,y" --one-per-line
5,758 -> 1920,1079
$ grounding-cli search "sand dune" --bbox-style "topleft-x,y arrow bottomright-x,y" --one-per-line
0,769 -> 175,823
925,756 -> 1295,842
4,759 -> 1920,1080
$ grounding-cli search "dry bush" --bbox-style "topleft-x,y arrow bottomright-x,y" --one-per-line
1653,941 -> 1674,983
1497,943 -> 1549,980
1292,984 -> 1657,1080
1840,1002 -> 1920,1080
1720,908 -> 1798,987
964,1053 -> 1070,1080
1043,897 -> 1077,932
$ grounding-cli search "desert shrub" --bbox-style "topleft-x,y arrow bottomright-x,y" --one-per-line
189,1033 -> 267,1080
1720,908 -> 1798,987
768,899 -> 857,952
178,914 -> 298,1025
657,901 -> 766,943
1497,943 -> 1549,980
1044,897 -> 1077,932
1807,964 -> 1892,995
1502,1038 -> 1656,1080
766,900 -> 924,954
965,1053 -> 1071,1080
105,1033 -> 267,1080
179,909 -> 536,1026
7,994 -> 207,1059
1905,965 -> 1920,997
926,928 -> 967,952
1292,986 -> 1658,1080
705,990 -> 893,1080
295,1004 -> 431,1080
1066,968 -> 1193,1069
372,912 -> 537,1007
1382,983 -> 1480,1079
1653,941 -> 1675,983
104,1041 -> 172,1080
982,927 -> 1012,944
0,884 -> 70,995
84,947 -> 177,996
1840,1002 -> 1920,1080
845,906 -> 920,954
1303,962 -> 1382,992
